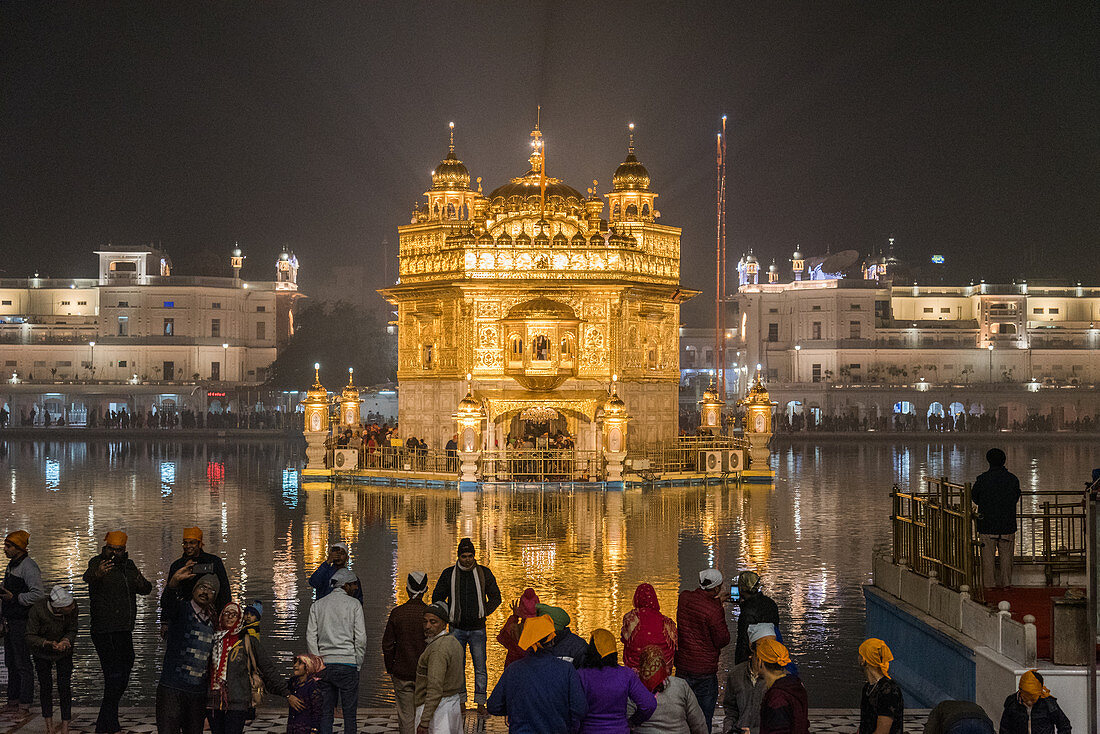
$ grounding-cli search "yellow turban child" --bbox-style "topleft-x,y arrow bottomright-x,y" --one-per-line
1018,670 -> 1050,704
858,638 -> 894,678
755,638 -> 791,667
591,628 -> 617,659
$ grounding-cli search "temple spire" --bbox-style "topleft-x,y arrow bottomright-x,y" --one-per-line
448,121 -> 455,154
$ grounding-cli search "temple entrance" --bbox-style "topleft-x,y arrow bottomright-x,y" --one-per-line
505,407 -> 574,448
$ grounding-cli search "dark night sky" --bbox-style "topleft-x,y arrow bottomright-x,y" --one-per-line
2,2 -> 1097,325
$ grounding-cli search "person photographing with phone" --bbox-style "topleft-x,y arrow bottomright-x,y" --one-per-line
82,531 -> 152,734
160,527 -> 230,629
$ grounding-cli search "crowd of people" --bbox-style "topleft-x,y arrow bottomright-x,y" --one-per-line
0,406 -> 299,430
0,527 -> 1076,734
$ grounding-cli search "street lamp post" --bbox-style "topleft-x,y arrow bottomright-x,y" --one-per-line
88,341 -> 95,380
794,344 -> 801,383
987,344 -> 994,383
222,343 -> 229,382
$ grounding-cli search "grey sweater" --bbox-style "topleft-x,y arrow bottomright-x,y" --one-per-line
630,676 -> 707,734
722,661 -> 766,734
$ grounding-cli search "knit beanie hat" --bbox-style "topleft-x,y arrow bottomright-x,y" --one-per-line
457,537 -> 475,556
244,600 -> 264,618
425,601 -> 451,623
194,574 -> 221,594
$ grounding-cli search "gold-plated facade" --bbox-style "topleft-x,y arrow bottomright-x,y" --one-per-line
380,123 -> 697,450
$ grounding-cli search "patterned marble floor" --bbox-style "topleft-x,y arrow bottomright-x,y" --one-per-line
0,705 -> 931,733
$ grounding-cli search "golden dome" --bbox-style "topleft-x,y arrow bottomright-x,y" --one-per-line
432,150 -> 471,191
340,368 -> 359,402
612,153 -> 650,192
740,374 -> 777,407
487,173 -> 585,204
504,297 -> 578,321
453,389 -> 485,421
602,390 -> 628,418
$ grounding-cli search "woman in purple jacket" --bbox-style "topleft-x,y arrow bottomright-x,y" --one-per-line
577,628 -> 657,734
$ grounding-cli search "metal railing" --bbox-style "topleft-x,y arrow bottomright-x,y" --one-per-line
629,435 -> 750,474
328,445 -> 455,474
892,476 -> 1087,598
479,449 -> 601,482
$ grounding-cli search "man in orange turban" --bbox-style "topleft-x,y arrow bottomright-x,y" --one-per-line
857,639 -> 904,734
161,526 -> 228,621
487,614 -> 588,733
999,670 -> 1071,734
83,531 -> 153,734
754,639 -> 809,734
2,529 -> 45,712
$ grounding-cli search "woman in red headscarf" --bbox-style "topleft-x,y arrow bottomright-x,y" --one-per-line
497,588 -> 540,667
208,602 -> 292,734
621,583 -> 677,675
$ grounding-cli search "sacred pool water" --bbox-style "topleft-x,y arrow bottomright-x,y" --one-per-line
0,437 -> 1096,707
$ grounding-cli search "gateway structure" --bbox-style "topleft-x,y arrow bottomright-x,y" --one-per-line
380,123 -> 697,451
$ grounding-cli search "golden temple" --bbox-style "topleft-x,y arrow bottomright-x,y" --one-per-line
379,121 -> 698,451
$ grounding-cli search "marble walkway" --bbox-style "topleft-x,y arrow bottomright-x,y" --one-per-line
0,705 -> 931,733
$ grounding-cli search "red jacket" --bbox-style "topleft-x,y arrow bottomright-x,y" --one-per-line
674,588 -> 731,675
760,675 -> 809,734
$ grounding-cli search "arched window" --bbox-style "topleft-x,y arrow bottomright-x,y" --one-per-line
433,204 -> 441,219
422,344 -> 434,369
447,203 -> 456,219
612,202 -> 621,219
510,335 -> 523,360
533,335 -> 550,361
641,203 -> 650,218
625,203 -> 638,218
560,333 -> 575,360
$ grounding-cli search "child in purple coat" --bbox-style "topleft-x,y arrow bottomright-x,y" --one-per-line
286,653 -> 325,734
577,629 -> 657,734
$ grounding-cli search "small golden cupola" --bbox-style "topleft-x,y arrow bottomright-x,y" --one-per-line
425,122 -> 480,222
606,123 -> 658,224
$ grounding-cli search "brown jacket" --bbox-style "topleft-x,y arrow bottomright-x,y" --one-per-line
382,597 -> 428,681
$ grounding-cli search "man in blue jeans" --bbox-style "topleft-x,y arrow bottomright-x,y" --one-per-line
676,568 -> 731,732
432,537 -> 501,713
307,567 -> 366,734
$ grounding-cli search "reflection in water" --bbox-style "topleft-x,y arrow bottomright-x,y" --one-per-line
0,438 -> 1095,706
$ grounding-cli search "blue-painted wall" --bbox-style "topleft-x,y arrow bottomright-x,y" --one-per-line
864,586 -> 977,707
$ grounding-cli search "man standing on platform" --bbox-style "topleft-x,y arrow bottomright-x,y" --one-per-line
414,602 -> 465,734
676,568 -> 731,731
972,448 -> 1021,588
2,530 -> 45,714
383,572 -> 430,734
82,531 -> 152,734
432,538 -> 501,713
161,527 -> 229,621
158,569 -> 218,734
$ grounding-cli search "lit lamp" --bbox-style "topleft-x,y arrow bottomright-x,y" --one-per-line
222,343 -> 229,381
697,382 -> 725,433
300,363 -> 330,471
339,367 -> 361,429
738,373 -> 778,483
452,374 -> 486,489
601,375 -> 630,485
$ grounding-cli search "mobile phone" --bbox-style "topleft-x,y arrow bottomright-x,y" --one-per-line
730,586 -> 740,602
191,563 -> 215,575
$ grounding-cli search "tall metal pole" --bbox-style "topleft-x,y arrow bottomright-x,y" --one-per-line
1088,485 -> 1098,734
715,116 -> 728,403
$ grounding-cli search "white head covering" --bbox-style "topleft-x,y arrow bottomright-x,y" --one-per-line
49,586 -> 74,608
330,541 -> 350,556
407,571 -> 428,597
330,567 -> 357,588
748,622 -> 777,646
699,568 -> 724,590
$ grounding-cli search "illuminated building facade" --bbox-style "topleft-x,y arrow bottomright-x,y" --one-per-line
380,123 -> 697,450
732,252 -> 1100,427
0,245 -> 302,422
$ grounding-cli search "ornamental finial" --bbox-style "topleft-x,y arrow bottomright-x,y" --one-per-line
628,122 -> 635,154
448,121 -> 455,154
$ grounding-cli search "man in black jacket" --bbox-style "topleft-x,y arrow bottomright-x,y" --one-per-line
82,530 -> 153,734
972,448 -> 1021,588
432,538 -> 501,713
160,526 -> 229,625
733,570 -> 781,665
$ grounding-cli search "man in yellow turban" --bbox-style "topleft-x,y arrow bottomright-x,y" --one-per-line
753,639 -> 808,734
857,639 -> 904,734
487,614 -> 587,732
999,670 -> 1071,734
2,529 -> 45,712
82,530 -> 153,734
161,526 -> 228,622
